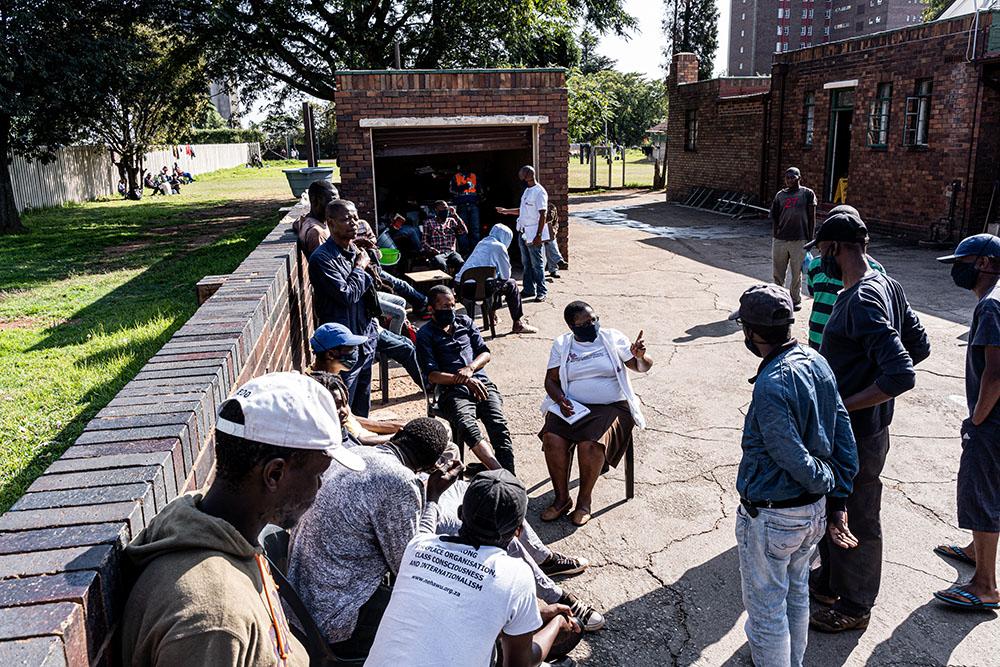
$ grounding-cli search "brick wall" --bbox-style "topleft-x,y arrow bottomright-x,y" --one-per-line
767,15 -> 994,238
666,14 -> 1000,239
334,69 -> 570,259
0,203 -> 314,665
666,57 -> 771,202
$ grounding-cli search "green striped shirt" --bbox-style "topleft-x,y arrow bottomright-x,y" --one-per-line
806,255 -> 886,349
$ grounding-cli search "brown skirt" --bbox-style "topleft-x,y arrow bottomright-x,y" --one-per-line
538,401 -> 635,469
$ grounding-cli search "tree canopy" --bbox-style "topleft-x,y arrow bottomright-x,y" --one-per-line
187,0 -> 635,101
567,70 -> 667,146
0,0 -> 132,232
662,0 -> 718,80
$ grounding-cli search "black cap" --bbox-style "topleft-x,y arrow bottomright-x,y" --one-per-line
804,211 -> 869,250
729,284 -> 795,327
461,470 -> 527,543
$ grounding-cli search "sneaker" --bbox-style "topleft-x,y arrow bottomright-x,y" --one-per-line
520,291 -> 536,300
512,321 -> 538,335
559,592 -> 606,632
809,608 -> 870,633
548,271 -> 560,279
540,552 -> 589,578
793,303 -> 803,311
536,294 -> 547,303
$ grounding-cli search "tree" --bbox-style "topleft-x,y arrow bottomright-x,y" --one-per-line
567,70 -> 667,145
0,1 -> 129,233
662,0 -> 718,80
923,0 -> 949,20
578,28 -> 616,74
187,0 -> 636,102
90,26 -> 211,198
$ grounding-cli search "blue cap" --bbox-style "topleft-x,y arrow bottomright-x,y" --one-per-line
937,234 -> 1000,263
310,323 -> 367,353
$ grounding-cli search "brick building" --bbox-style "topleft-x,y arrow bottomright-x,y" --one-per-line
671,13 -> 1000,239
334,69 -> 570,259
729,0 -> 930,75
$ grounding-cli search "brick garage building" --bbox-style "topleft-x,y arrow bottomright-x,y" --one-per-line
334,69 -> 570,259
668,14 -> 1000,239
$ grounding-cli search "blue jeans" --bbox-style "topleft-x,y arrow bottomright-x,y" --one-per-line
736,499 -> 826,667
342,345 -> 375,418
544,240 -> 563,274
377,328 -> 422,389
457,201 -> 480,255
518,234 -> 546,298
380,270 -> 427,311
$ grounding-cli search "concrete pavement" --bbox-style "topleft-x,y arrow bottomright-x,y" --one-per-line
373,192 -> 997,666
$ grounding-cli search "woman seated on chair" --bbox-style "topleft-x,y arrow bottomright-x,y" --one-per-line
539,301 -> 652,526
455,224 -> 537,335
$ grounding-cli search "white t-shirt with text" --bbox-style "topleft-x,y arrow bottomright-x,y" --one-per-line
517,183 -> 550,242
364,534 -> 542,667
548,338 -> 628,405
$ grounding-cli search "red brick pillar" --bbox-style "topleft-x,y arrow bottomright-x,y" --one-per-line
672,52 -> 700,85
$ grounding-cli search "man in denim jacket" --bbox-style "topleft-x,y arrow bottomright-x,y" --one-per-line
730,284 -> 859,667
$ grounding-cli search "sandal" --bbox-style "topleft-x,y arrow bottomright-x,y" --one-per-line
809,608 -> 870,633
934,544 -> 976,566
934,586 -> 1000,610
570,509 -> 591,527
541,499 -> 573,522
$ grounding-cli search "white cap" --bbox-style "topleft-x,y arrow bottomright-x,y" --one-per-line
215,372 -> 365,472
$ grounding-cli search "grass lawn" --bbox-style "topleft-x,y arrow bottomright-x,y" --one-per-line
0,160 -> 315,512
568,148 -> 657,191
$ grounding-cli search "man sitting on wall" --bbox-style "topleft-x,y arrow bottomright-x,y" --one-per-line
292,181 -> 339,255
120,372 -> 365,666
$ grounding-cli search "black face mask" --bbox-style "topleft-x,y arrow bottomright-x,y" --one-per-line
435,209 -> 448,219
337,347 -> 359,371
433,308 -> 456,327
744,335 -> 763,358
951,262 -> 980,291
571,321 -> 600,342
821,246 -> 843,281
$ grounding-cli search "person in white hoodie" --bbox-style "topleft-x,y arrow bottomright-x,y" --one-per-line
539,301 -> 652,526
456,224 -> 537,334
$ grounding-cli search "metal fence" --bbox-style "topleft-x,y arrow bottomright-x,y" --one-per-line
9,142 -> 260,212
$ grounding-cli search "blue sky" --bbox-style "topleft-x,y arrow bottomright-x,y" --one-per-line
596,0 -> 730,80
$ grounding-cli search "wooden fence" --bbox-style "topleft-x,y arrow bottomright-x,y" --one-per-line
8,142 -> 261,212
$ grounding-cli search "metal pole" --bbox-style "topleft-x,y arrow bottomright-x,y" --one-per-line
589,150 -> 597,189
622,147 -> 626,188
394,43 -> 402,69
607,146 -> 612,189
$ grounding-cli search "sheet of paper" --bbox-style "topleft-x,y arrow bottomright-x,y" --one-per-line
547,399 -> 591,425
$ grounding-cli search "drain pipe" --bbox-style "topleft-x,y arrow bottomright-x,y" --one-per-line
773,62 -> 788,198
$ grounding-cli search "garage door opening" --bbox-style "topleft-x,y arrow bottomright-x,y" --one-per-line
371,124 -> 536,261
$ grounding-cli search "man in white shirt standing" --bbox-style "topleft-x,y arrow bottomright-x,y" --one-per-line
365,470 -> 580,667
496,165 -> 550,303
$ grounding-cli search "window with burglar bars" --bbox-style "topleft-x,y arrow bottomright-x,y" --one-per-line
803,92 -> 816,146
866,83 -> 892,148
903,79 -> 932,147
684,110 -> 698,151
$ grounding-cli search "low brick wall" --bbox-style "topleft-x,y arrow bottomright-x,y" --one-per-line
0,203 -> 312,665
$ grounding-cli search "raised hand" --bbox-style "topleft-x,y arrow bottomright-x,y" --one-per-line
630,330 -> 646,360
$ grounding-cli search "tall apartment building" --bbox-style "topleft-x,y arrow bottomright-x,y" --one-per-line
728,0 -> 929,75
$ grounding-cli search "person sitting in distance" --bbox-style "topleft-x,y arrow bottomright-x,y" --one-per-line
120,372 -> 365,666
539,301 -> 652,526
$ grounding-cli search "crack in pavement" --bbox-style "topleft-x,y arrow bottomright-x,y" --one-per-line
883,558 -> 953,584
884,483 -> 959,530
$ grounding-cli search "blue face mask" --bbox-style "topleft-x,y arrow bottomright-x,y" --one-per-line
571,321 -> 600,342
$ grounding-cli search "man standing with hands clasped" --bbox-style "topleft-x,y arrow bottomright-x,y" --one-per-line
731,284 -> 858,667
934,234 -> 1000,611
497,165 -> 550,303
806,211 -> 930,632
771,167 -> 816,311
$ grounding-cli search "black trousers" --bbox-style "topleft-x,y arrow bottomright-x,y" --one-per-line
439,378 -> 515,474
330,577 -> 393,660
812,427 -> 890,617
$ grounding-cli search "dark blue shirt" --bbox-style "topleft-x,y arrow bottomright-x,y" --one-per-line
820,272 -> 930,437
967,286 -> 1000,427
415,314 -> 490,394
308,239 -> 378,354
739,342 -> 858,505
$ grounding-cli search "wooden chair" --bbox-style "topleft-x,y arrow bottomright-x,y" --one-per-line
376,352 -> 391,405
457,266 -> 500,338
565,440 -> 635,501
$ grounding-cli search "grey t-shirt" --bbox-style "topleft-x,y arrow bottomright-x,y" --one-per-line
287,445 -> 439,643
771,187 -> 816,241
966,287 -> 1000,426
